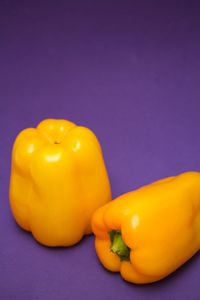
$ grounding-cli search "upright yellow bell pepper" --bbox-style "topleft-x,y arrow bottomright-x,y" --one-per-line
92,172 -> 200,284
10,119 -> 111,247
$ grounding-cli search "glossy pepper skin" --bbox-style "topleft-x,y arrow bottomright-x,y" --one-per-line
92,172 -> 200,284
10,119 -> 111,247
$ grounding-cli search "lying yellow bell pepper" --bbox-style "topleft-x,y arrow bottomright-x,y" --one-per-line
10,119 -> 111,247
92,172 -> 200,284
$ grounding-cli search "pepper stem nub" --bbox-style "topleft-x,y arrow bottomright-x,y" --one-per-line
109,230 -> 130,261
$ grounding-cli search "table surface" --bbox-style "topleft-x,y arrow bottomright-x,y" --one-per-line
1,1 -> 200,299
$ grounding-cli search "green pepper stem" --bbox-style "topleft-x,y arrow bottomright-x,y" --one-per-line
109,230 -> 130,261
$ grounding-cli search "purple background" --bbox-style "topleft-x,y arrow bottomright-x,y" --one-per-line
1,1 -> 200,299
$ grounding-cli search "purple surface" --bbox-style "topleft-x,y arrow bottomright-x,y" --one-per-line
1,1 -> 200,299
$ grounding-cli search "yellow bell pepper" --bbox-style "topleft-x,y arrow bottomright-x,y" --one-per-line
10,119 -> 111,247
92,172 -> 200,284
